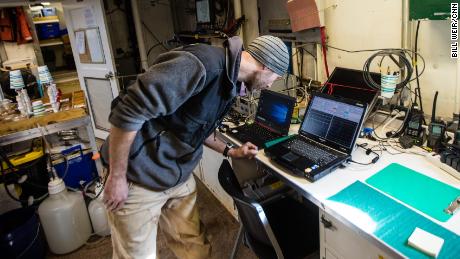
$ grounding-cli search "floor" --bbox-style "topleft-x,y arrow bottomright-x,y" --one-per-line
0,138 -> 319,259
45,176 -> 258,259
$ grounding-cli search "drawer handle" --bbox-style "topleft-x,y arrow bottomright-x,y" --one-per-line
321,215 -> 333,229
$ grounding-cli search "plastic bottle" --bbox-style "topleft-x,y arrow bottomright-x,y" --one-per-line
88,198 -> 111,236
38,178 -> 92,254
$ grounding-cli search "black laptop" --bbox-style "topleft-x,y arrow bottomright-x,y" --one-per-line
265,93 -> 367,181
321,67 -> 380,119
228,90 -> 296,148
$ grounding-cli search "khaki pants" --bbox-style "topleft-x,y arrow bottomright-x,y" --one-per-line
108,176 -> 211,259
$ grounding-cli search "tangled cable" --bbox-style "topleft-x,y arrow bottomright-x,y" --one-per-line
363,49 -> 413,91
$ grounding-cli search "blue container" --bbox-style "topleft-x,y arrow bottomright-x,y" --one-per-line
53,145 -> 97,189
37,22 -> 60,40
0,208 -> 46,259
42,7 -> 56,17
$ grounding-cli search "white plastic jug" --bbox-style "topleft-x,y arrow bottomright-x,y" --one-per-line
88,198 -> 110,236
38,178 -> 92,254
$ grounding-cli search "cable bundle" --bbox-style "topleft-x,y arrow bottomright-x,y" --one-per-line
363,50 -> 413,91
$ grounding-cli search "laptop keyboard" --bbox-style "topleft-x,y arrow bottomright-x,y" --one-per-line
228,124 -> 281,148
240,124 -> 277,139
284,138 -> 339,166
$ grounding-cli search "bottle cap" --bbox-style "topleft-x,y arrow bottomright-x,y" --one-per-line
48,178 -> 66,194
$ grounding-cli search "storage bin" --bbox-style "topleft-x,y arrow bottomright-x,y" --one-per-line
52,145 -> 97,189
0,208 -> 46,259
36,22 -> 60,40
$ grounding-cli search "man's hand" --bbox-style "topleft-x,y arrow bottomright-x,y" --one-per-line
103,173 -> 129,211
228,142 -> 258,159
105,126 -> 137,212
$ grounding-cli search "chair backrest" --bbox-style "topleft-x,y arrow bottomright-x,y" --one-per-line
218,160 -> 284,259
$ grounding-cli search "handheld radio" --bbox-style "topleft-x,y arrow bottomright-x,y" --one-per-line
454,116 -> 460,147
427,91 -> 446,150
404,106 -> 424,145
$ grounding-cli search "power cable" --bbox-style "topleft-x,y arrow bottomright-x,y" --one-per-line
141,21 -> 169,51
414,20 -> 425,116
363,50 -> 413,91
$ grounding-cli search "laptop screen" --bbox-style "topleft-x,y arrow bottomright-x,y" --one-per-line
300,94 -> 366,153
255,90 -> 295,134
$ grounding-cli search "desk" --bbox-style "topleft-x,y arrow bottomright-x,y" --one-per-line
0,108 -> 102,175
219,128 -> 460,259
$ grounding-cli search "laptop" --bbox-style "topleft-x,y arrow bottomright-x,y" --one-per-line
321,67 -> 379,119
265,93 -> 367,181
228,90 -> 296,148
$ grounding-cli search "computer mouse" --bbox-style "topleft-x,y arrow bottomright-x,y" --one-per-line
231,129 -> 238,134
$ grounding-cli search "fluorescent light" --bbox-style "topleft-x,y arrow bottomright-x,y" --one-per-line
41,2 -> 51,5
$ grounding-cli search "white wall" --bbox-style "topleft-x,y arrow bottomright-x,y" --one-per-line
322,0 -> 402,72
415,20 -> 458,118
322,0 -> 457,118
242,0 -> 458,119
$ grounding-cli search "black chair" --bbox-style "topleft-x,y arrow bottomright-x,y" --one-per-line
218,160 -> 319,259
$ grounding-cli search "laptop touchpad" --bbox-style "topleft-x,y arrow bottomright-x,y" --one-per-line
282,152 -> 299,162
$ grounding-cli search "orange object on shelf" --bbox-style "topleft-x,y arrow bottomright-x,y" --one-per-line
16,7 -> 33,43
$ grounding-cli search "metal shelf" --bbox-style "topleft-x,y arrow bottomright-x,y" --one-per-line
39,38 -> 64,47
33,16 -> 59,24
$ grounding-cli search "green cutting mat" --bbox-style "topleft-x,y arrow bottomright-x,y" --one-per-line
328,181 -> 460,258
365,163 -> 460,222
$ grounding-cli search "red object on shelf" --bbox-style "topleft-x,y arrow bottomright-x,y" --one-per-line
16,7 -> 33,44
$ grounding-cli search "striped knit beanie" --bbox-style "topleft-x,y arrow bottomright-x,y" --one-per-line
247,35 -> 290,76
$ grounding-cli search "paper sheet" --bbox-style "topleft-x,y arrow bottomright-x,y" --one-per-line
76,31 -> 86,54
83,7 -> 96,27
86,28 -> 104,63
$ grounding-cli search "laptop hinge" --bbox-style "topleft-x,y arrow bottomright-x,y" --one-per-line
255,121 -> 282,135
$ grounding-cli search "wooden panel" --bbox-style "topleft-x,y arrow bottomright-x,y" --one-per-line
0,108 -> 87,136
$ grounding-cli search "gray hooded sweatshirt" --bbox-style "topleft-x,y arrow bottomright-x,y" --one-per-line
101,37 -> 243,191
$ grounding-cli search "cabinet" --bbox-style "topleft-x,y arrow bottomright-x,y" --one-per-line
194,146 -> 238,219
319,209 -> 393,259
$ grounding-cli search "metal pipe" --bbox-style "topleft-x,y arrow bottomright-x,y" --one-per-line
233,0 -> 244,43
401,0 -> 410,49
131,0 -> 149,71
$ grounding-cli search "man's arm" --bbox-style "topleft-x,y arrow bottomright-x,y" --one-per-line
103,126 -> 137,211
204,134 -> 258,159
